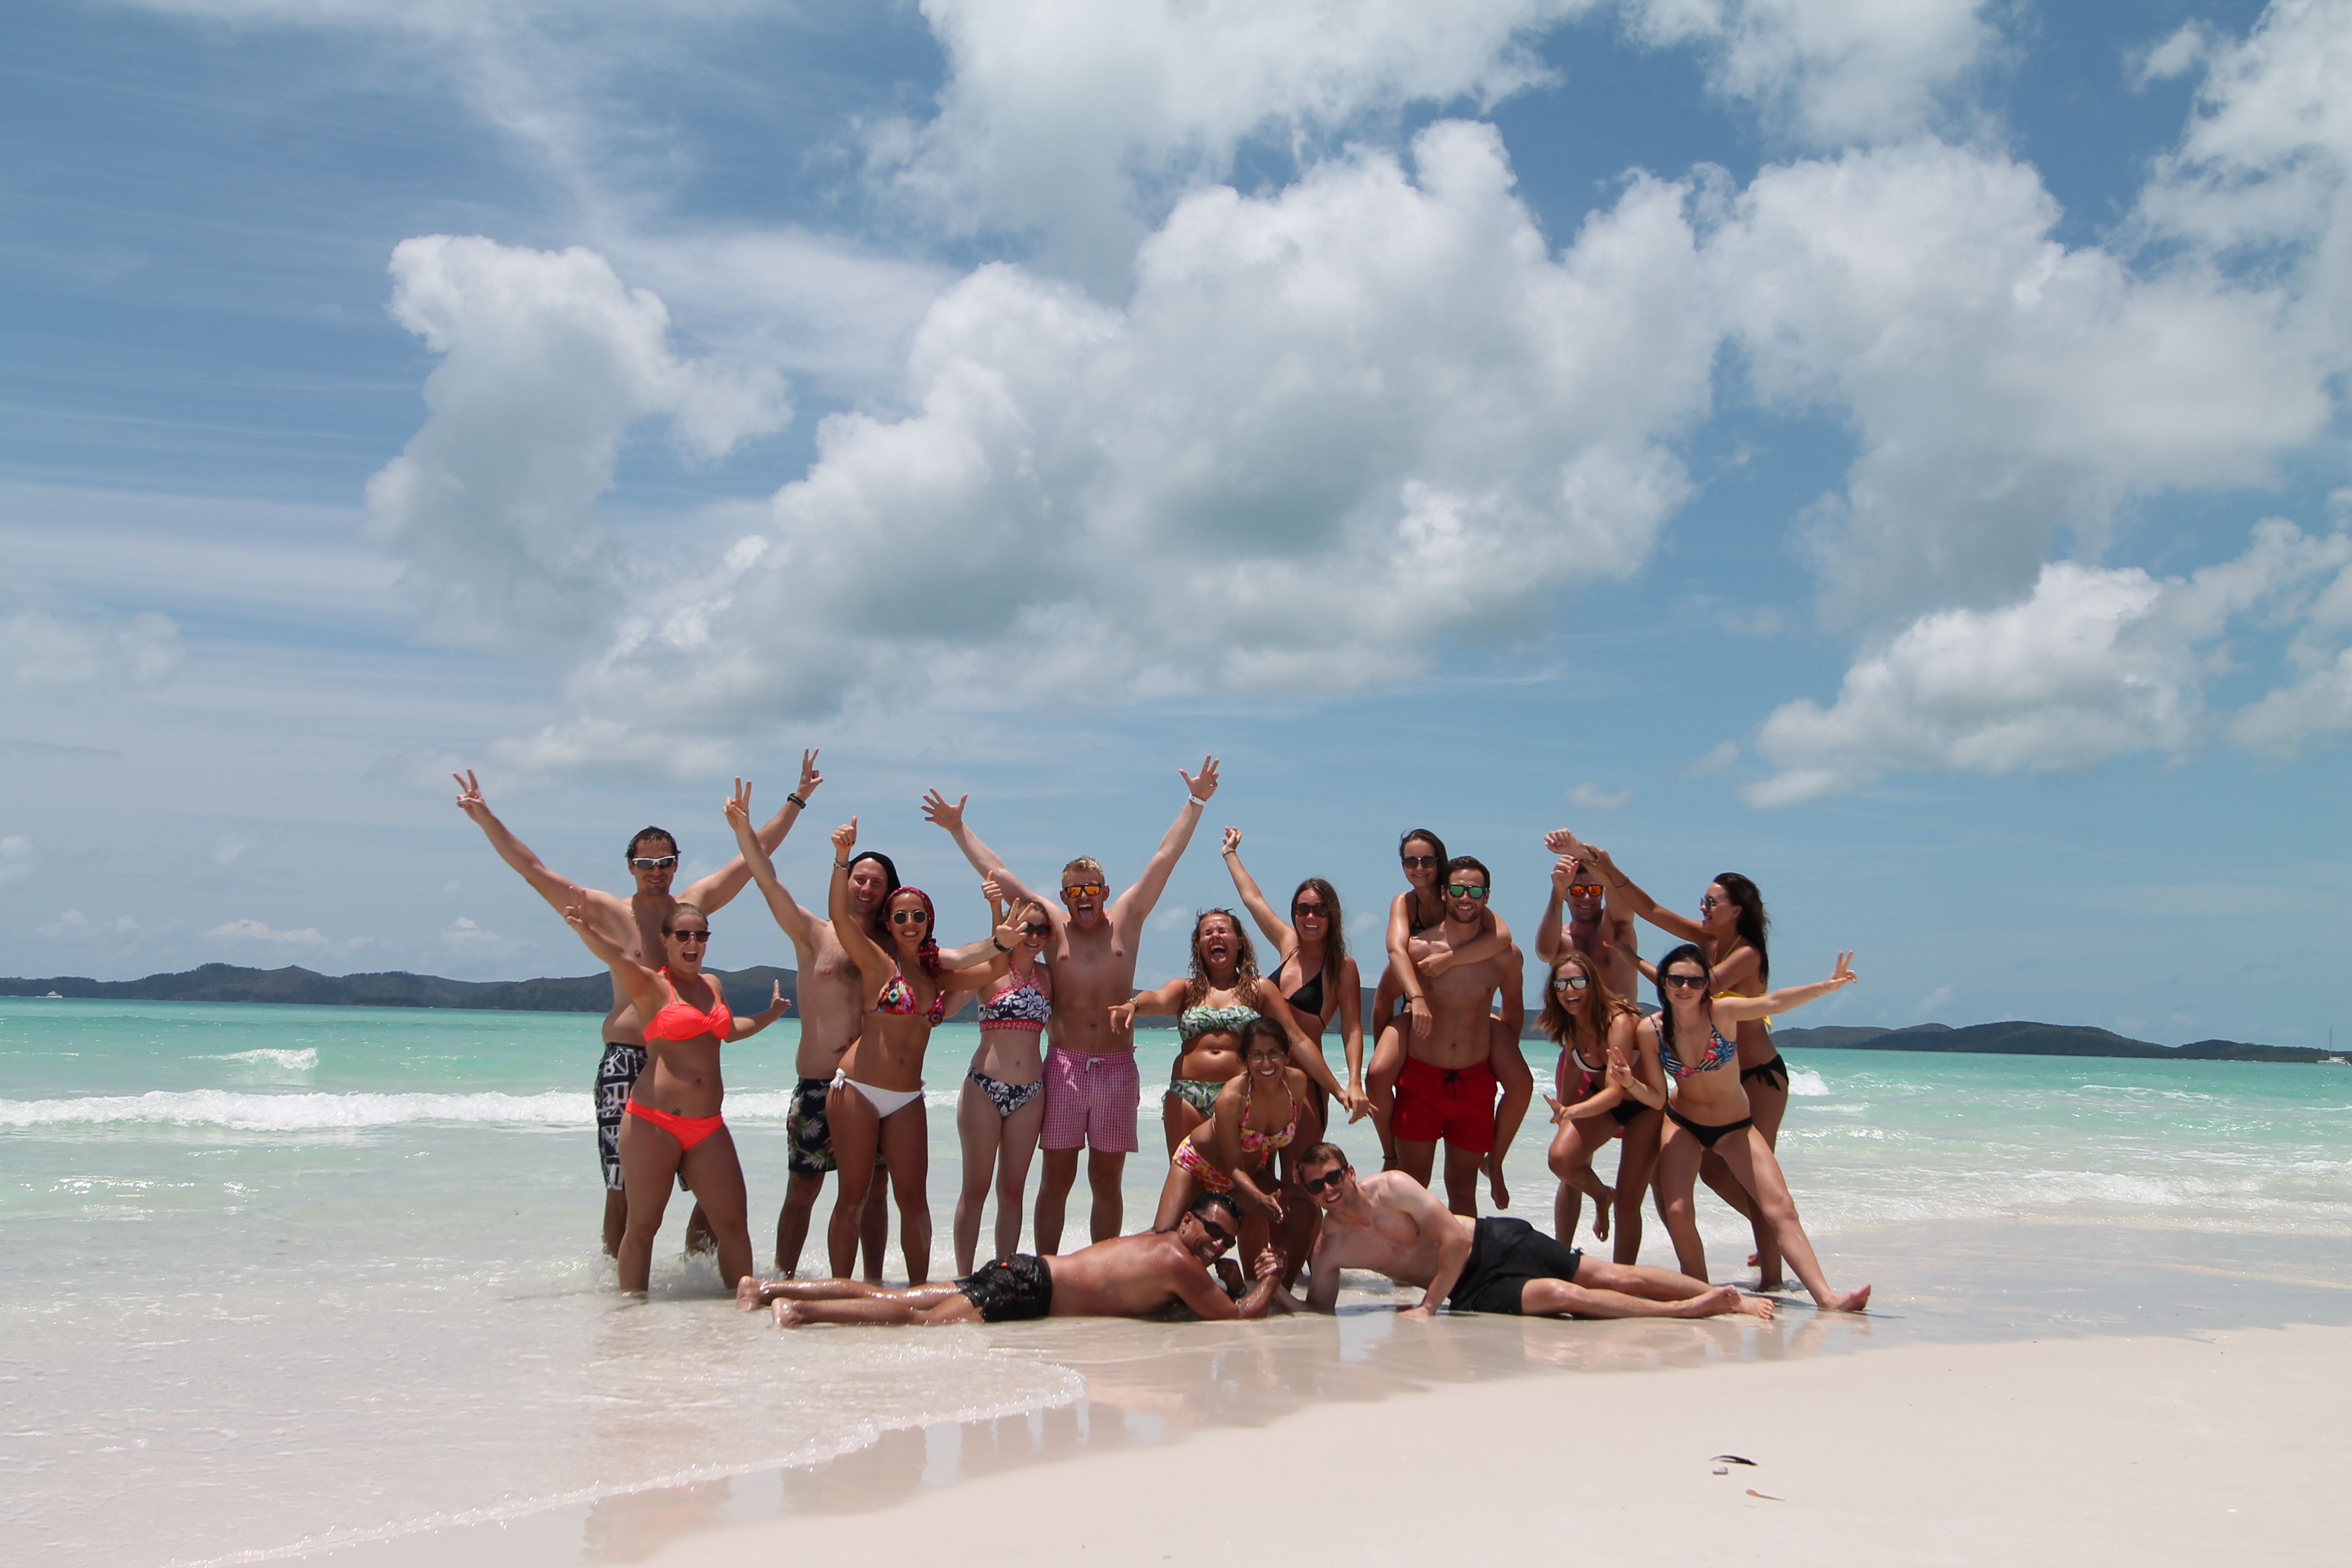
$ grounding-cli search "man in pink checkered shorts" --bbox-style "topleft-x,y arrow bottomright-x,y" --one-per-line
924,757 -> 1221,1252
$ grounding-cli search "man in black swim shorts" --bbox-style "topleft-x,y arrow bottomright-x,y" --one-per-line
1277,1144 -> 1771,1321
737,1193 -> 1292,1325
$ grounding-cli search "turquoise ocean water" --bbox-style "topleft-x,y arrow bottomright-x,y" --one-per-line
4,998 -> 2348,1564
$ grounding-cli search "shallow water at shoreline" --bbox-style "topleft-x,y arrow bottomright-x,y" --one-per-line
4,998 -> 2349,1566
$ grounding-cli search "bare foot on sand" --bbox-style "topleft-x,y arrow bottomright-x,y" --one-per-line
736,1276 -> 765,1311
1592,1188 -> 1615,1243
1821,1284 -> 1871,1313
1728,1290 -> 1775,1321
771,1300 -> 807,1327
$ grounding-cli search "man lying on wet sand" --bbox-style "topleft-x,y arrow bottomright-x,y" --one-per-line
737,1193 -> 1286,1326
1277,1142 -> 1772,1321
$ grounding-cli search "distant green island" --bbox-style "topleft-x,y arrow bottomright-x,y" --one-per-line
2,963 -> 2342,1063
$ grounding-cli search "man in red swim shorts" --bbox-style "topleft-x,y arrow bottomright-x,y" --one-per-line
1378,856 -> 1527,1217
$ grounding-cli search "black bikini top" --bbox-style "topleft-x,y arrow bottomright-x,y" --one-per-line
1284,960 -> 1325,1017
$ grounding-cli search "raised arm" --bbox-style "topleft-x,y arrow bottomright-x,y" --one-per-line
728,980 -> 793,1041
1534,857 -> 1574,963
452,770 -> 626,932
922,788 -> 1053,914
561,901 -> 665,1019
1550,831 -> 1704,945
678,749 -> 819,911
935,901 -> 1038,992
723,778 -> 820,951
1218,827 -> 1294,954
1712,953 -> 1858,1025
1110,756 -> 1218,932
824,819 -> 892,992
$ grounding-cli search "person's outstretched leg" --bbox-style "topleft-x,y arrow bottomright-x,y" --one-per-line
1717,1130 -> 1870,1313
1518,1277 -> 1766,1320
1485,1023 -> 1532,1210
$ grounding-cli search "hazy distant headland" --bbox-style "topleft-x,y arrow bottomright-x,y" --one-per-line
1,963 -> 2339,1063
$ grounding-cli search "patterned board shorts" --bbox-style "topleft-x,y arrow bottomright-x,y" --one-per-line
1038,1048 -> 1141,1153
595,1042 -> 649,1192
786,1075 -> 887,1179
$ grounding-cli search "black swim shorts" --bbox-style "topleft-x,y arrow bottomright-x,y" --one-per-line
955,1254 -> 1054,1322
1447,1216 -> 1585,1315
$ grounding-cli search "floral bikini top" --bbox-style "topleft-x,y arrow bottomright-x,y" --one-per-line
1659,1021 -> 1738,1081
977,969 -> 1051,1033
1178,1002 -> 1260,1043
1239,1080 -> 1299,1153
874,963 -> 946,1026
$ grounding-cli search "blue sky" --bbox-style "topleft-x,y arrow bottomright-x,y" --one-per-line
3,0 -> 2346,1047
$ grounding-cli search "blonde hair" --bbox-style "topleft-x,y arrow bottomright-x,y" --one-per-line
1061,856 -> 1106,884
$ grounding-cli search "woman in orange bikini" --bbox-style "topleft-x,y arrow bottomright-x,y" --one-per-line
1153,1017 -> 1322,1277
562,892 -> 789,1294
822,816 -> 1039,1285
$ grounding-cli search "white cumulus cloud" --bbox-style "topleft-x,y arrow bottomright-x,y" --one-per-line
366,236 -> 790,652
1746,519 -> 2352,804
880,0 -> 1588,284
1566,781 -> 1633,812
0,607 -> 182,689
1618,0 -> 2003,145
206,918 -> 331,950
1707,138 -> 2333,626
499,122 -> 1715,770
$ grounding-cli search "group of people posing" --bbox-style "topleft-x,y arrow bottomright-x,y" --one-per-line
454,753 -> 1870,1327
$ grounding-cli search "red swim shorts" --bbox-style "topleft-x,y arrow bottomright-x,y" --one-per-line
1391,1056 -> 1497,1152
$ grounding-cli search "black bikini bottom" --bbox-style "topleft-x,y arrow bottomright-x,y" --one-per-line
1739,1053 -> 1789,1093
1667,1107 -> 1755,1150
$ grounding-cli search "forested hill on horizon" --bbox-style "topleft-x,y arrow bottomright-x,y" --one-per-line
0,963 -> 2339,1064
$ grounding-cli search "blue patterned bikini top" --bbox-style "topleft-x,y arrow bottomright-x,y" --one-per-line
1660,1021 -> 1738,1081
977,970 -> 1051,1033
1178,1002 -> 1261,1043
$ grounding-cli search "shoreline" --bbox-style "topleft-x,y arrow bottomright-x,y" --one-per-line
263,1219 -> 2352,1567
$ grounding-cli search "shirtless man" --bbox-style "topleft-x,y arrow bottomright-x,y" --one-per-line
718,765 -> 895,1277
1534,847 -> 1640,999
1281,1144 -> 1768,1320
1373,856 -> 1529,1217
454,765 -> 800,1256
923,759 -> 1219,1252
736,1191 -> 1287,1325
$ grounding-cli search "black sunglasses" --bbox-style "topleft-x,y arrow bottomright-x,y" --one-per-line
1400,854 -> 1438,869
1292,901 -> 1327,917
671,928 -> 711,944
1663,972 -> 1708,990
1022,923 -> 1050,937
1197,1219 -> 1235,1248
1300,1166 -> 1349,1194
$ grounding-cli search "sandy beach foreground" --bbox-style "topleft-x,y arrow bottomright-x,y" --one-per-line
640,1325 -> 2344,1568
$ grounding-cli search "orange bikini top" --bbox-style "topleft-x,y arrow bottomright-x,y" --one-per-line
644,971 -> 732,1043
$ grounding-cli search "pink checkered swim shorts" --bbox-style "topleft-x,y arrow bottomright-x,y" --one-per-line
1038,1046 -> 1140,1153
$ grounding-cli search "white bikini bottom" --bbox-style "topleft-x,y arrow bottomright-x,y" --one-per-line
832,1068 -> 923,1118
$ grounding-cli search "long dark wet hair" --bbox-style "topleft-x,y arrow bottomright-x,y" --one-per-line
1652,943 -> 1712,1065
1183,908 -> 1261,1009
1712,872 -> 1770,983
1289,877 -> 1346,967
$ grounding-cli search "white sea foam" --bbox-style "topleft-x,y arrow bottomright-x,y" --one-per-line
1788,1067 -> 1831,1097
0,1087 -> 827,1132
211,1049 -> 318,1070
